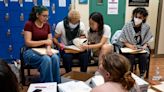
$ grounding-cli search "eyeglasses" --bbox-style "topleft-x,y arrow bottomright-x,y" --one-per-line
41,14 -> 49,18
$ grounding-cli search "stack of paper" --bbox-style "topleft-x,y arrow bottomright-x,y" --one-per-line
151,81 -> 164,92
121,47 -> 147,54
64,45 -> 81,51
90,75 -> 104,87
132,73 -> 149,92
27,82 -> 57,92
32,48 -> 59,55
58,81 -> 92,92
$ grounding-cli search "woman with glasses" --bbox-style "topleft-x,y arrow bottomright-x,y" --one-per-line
91,53 -> 140,92
23,5 -> 60,83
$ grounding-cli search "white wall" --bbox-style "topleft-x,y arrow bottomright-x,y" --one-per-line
125,0 -> 159,49
71,0 -> 89,29
158,0 -> 164,54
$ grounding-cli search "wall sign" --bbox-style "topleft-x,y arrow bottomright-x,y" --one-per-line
79,0 -> 88,4
129,0 -> 149,6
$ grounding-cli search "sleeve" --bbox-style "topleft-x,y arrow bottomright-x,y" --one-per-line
47,23 -> 51,34
24,21 -> 32,32
79,22 -> 87,36
119,24 -> 128,43
55,21 -> 62,34
103,25 -> 111,39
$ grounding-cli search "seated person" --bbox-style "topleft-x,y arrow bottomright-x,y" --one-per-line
91,53 -> 140,92
119,7 -> 153,77
53,9 -> 89,73
81,12 -> 113,64
0,59 -> 19,92
23,5 -> 60,83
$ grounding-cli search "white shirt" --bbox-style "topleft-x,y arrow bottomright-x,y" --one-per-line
55,21 -> 86,45
87,24 -> 111,44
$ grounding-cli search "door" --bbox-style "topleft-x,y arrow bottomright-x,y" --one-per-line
89,0 -> 126,36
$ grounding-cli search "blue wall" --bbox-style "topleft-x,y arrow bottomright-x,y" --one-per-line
0,0 -> 71,62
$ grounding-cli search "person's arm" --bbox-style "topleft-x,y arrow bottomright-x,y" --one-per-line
124,42 -> 137,50
87,36 -> 108,49
24,31 -> 51,47
53,22 -> 65,50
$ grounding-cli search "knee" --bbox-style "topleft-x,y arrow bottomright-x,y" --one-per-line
41,55 -> 51,65
101,44 -> 113,53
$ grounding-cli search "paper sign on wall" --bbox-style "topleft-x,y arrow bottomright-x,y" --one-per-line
42,0 -> 50,7
25,0 -> 32,2
107,0 -> 119,15
59,0 -> 66,7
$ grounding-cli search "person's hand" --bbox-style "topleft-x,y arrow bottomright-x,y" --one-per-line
59,43 -> 65,50
46,49 -> 53,56
80,44 -> 89,50
44,39 -> 52,46
129,45 -> 137,50
141,43 -> 148,50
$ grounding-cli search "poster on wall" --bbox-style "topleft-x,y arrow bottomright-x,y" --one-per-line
79,0 -> 88,4
107,0 -> 118,15
129,0 -> 149,6
42,0 -> 50,7
59,0 -> 66,7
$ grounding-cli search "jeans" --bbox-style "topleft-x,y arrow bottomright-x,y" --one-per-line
61,50 -> 89,73
23,49 -> 60,83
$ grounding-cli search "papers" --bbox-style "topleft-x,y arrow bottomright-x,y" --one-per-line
91,75 -> 104,87
151,81 -> 164,92
64,45 -> 81,51
121,47 -> 147,54
58,81 -> 92,92
27,82 -> 57,92
32,48 -> 59,55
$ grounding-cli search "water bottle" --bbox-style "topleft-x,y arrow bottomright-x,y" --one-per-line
152,66 -> 161,80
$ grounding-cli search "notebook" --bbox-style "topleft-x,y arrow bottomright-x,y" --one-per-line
32,48 -> 59,55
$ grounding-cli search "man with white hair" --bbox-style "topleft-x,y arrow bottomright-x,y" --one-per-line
53,10 -> 89,73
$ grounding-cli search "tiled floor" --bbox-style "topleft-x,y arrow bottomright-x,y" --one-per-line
20,56 -> 164,92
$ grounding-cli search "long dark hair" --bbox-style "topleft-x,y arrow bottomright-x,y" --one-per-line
102,53 -> 135,90
89,12 -> 104,36
29,5 -> 48,22
132,7 -> 148,23
0,60 -> 19,92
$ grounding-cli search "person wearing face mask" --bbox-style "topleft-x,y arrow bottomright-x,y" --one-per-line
119,7 -> 153,78
53,9 -> 89,73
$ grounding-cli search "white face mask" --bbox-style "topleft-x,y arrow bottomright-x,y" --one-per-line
69,22 -> 78,29
134,17 -> 142,26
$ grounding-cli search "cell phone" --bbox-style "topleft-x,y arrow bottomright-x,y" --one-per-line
33,89 -> 42,92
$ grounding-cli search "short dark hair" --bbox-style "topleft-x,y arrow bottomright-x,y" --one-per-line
29,5 -> 48,22
132,7 -> 148,23
0,60 -> 19,92
89,12 -> 104,36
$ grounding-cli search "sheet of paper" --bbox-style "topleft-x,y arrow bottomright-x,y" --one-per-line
107,0 -> 118,15
120,47 -> 147,54
25,0 -> 32,2
27,82 -> 57,92
152,83 -> 164,92
42,0 -> 50,7
32,48 -> 59,55
59,0 -> 66,7
64,45 -> 81,51
58,81 -> 91,92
